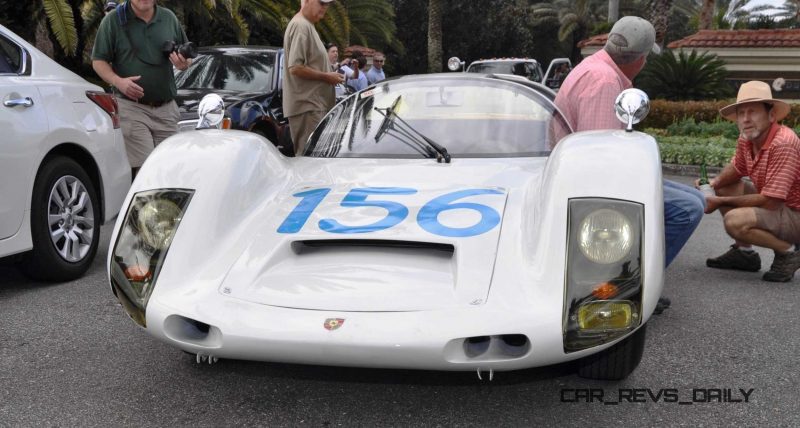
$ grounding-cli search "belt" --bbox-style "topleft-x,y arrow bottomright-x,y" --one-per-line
112,88 -> 172,107
135,98 -> 172,107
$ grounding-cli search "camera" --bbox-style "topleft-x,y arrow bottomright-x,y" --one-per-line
161,40 -> 198,59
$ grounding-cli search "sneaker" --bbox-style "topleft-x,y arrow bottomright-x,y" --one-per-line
706,245 -> 761,272
762,250 -> 800,282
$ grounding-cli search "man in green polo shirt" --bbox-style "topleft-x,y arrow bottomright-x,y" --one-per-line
92,0 -> 191,179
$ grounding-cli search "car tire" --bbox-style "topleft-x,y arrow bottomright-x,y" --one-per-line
20,156 -> 101,281
576,323 -> 647,380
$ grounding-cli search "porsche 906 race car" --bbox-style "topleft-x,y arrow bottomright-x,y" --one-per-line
107,74 -> 664,380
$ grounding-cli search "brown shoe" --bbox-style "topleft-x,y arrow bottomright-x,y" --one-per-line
762,250 -> 800,282
706,245 -> 761,272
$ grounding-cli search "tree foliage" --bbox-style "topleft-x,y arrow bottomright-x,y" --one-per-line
636,49 -> 733,101
531,0 -> 606,63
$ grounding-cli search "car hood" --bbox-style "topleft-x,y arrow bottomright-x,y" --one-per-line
218,160 -> 536,312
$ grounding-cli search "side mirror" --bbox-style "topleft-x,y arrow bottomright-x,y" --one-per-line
196,94 -> 225,129
614,88 -> 650,132
447,56 -> 465,72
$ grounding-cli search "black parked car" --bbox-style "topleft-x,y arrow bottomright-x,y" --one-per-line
174,46 -> 294,155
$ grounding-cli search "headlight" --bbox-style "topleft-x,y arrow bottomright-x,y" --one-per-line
137,198 -> 183,250
578,208 -> 633,264
564,198 -> 643,352
109,189 -> 194,327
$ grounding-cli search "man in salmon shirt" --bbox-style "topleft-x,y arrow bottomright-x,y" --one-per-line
702,81 -> 800,282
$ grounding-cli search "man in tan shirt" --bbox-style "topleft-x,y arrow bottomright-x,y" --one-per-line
283,0 -> 344,155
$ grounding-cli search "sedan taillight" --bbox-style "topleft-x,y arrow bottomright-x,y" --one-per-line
86,91 -> 120,129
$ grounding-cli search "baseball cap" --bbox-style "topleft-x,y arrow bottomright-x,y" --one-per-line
104,1 -> 117,12
320,0 -> 336,3
605,16 -> 661,56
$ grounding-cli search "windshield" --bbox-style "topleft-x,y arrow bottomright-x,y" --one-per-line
306,76 -> 571,158
467,61 -> 542,82
175,50 -> 275,93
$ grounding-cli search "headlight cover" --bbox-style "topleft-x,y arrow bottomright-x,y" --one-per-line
564,198 -> 643,352
109,189 -> 194,327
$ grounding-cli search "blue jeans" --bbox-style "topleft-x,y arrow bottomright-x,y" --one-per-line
664,180 -> 705,267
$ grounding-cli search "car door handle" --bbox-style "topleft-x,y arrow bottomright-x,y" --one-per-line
4,97 -> 34,108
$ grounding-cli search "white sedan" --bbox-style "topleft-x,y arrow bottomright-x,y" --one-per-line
0,24 -> 130,281
108,74 -> 663,380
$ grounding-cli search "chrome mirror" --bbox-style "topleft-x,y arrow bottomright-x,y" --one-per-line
614,88 -> 650,132
196,94 -> 225,130
447,56 -> 465,72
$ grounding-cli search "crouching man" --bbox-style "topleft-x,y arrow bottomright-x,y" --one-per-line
701,81 -> 800,282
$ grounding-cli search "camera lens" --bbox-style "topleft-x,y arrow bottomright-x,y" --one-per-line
161,40 -> 176,57
177,42 -> 197,59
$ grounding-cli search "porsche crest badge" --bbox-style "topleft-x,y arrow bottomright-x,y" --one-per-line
324,318 -> 345,331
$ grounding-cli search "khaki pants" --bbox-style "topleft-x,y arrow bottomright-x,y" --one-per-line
118,99 -> 179,167
739,180 -> 800,242
288,110 -> 326,156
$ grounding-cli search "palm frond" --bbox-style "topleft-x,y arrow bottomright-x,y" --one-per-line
42,0 -> 78,55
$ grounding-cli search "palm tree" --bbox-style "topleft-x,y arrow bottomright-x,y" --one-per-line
609,0 -> 619,22
649,0 -> 674,46
427,0 -> 443,72
344,0 -> 402,53
636,49 -> 732,100
699,0 -> 715,30
78,0 -> 401,63
761,0 -> 799,23
531,0 -> 606,63
34,0 -> 78,57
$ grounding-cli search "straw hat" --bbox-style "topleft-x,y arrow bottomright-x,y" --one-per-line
719,81 -> 791,122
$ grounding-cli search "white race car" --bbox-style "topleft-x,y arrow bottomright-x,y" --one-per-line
107,74 -> 663,380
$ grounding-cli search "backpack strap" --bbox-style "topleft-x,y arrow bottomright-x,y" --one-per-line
116,2 -> 127,27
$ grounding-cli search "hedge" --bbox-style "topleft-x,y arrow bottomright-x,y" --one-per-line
641,99 -> 800,129
644,118 -> 800,167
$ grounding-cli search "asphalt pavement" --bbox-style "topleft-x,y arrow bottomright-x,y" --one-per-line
0,174 -> 798,427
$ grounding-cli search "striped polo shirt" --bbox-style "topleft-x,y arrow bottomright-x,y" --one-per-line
733,123 -> 800,209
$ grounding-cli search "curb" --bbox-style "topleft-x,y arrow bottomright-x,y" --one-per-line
662,163 -> 722,177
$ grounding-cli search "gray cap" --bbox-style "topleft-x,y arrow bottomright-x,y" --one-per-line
605,16 -> 661,56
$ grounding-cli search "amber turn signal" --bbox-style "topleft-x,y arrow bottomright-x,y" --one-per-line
591,282 -> 619,299
124,265 -> 152,282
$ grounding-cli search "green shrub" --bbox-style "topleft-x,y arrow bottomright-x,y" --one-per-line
665,118 -> 740,139
642,99 -> 800,129
636,50 -> 733,101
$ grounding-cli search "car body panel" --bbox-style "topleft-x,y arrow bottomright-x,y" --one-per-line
0,24 -> 130,259
109,109 -> 664,371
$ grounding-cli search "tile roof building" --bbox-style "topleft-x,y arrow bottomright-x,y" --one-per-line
579,29 -> 800,99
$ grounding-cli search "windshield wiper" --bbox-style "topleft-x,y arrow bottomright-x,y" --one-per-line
374,96 -> 451,163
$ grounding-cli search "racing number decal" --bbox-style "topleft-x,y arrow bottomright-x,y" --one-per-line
277,187 -> 504,237
276,188 -> 331,233
319,187 -> 417,233
417,189 -> 503,237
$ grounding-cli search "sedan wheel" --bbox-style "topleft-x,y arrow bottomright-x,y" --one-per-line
48,175 -> 95,262
21,156 -> 100,281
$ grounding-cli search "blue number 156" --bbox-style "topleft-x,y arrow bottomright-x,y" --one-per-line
277,187 -> 503,237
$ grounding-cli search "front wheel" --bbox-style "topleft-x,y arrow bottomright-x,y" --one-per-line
20,156 -> 101,281
576,323 -> 647,380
